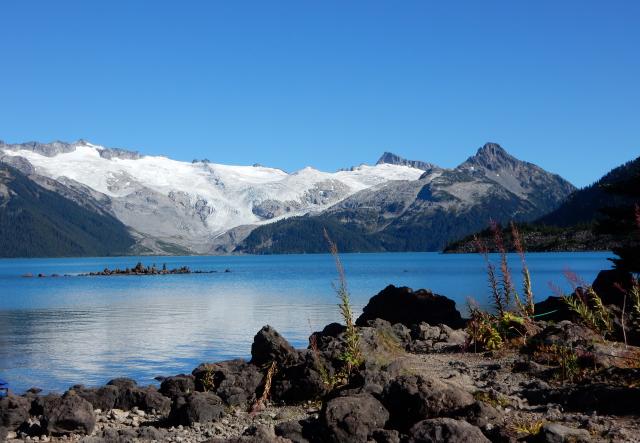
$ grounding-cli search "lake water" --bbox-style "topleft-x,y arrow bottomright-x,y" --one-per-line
0,252 -> 612,393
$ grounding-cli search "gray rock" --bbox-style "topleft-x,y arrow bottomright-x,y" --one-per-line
322,393 -> 389,443
159,374 -> 196,399
169,391 -> 225,426
192,359 -> 262,406
0,395 -> 30,431
382,374 -> 474,431
43,391 -> 96,435
251,325 -> 299,367
271,350 -> 329,403
540,423 -> 592,443
408,418 -> 490,442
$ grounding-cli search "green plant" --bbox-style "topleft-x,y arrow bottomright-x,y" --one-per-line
511,222 -> 535,317
324,229 -> 363,379
200,366 -> 216,392
561,284 -> 613,336
511,419 -> 544,436
466,303 -> 504,352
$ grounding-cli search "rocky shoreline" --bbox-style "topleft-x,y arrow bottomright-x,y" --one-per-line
2,275 -> 640,443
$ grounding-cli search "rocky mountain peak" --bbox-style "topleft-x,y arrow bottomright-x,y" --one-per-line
462,142 -> 518,171
376,152 -> 437,171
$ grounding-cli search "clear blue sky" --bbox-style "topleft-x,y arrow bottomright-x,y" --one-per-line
1,1 -> 638,187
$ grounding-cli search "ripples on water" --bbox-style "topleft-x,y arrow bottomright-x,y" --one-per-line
0,252 -> 611,393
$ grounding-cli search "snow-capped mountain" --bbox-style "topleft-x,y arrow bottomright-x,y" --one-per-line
0,140 -> 424,254
237,143 -> 577,253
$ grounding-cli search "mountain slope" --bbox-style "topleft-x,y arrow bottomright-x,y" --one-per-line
0,140 -> 424,254
376,152 -> 438,171
238,143 -> 576,253
538,155 -> 640,227
444,154 -> 640,253
0,164 -> 135,257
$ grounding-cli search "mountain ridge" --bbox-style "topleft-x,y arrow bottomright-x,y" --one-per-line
0,139 -> 577,256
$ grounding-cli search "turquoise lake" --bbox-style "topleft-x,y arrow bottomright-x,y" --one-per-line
0,252 -> 612,393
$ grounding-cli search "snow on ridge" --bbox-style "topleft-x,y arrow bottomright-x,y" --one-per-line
0,141 -> 425,240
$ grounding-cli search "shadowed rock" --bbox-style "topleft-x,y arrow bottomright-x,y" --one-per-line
322,393 -> 389,443
356,285 -> 464,329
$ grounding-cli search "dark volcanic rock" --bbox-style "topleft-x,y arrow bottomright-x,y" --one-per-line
113,385 -> 171,415
74,384 -> 120,411
381,374 -> 474,431
540,423 -> 591,443
533,296 -> 576,323
251,325 -> 299,367
529,320 -> 601,350
523,383 -> 640,415
271,350 -> 330,403
160,374 -> 196,399
275,417 -> 324,443
355,285 -> 464,329
592,269 -> 635,307
43,391 -> 96,435
208,424 -> 291,442
322,393 -> 390,443
408,418 -> 490,443
192,359 -> 263,406
106,377 -> 137,390
169,391 -> 225,426
0,395 -> 30,430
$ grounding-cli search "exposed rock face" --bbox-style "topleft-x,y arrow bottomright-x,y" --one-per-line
271,350 -> 330,403
241,142 -> 576,253
251,325 -> 299,367
529,320 -> 601,349
376,152 -> 438,171
0,395 -> 30,430
192,359 -> 263,407
42,391 -> 96,435
408,418 -> 490,443
74,384 -> 120,411
540,423 -> 592,443
592,269 -> 636,307
169,391 -> 226,426
381,374 -> 475,432
356,285 -> 465,329
322,393 -> 389,443
159,374 -> 196,399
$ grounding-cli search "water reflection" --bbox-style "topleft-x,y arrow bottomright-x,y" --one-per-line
0,252 -> 611,392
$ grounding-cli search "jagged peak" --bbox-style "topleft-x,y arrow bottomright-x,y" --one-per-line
461,142 -> 519,170
376,151 -> 437,171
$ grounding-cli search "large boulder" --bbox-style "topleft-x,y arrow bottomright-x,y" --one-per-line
381,374 -> 474,431
112,385 -> 170,415
0,395 -> 30,431
529,320 -> 601,350
74,384 -> 120,411
169,391 -> 225,426
251,325 -> 299,367
271,350 -> 330,403
540,423 -> 591,443
275,418 -> 323,443
207,424 -> 291,442
43,391 -> 96,435
356,285 -> 464,329
192,359 -> 263,406
592,269 -> 635,307
322,393 -> 389,443
408,418 -> 490,443
159,374 -> 196,399
533,296 -> 576,323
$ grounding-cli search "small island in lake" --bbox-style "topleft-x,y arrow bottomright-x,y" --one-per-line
80,262 -> 228,277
